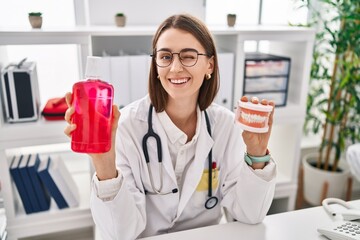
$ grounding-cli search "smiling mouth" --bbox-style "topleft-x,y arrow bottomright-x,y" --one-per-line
169,78 -> 190,84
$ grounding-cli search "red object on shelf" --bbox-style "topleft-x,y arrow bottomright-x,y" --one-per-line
41,97 -> 67,120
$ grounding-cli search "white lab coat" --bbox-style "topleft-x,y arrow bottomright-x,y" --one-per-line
91,96 -> 276,240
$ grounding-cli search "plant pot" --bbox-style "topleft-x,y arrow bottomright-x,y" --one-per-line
115,16 -> 126,27
29,16 -> 42,29
227,15 -> 236,27
302,152 -> 350,206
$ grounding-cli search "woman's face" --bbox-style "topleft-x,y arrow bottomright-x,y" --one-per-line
155,28 -> 214,104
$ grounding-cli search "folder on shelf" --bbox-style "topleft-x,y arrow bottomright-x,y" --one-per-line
217,53 -> 234,110
104,54 -> 151,107
100,56 -> 111,84
27,154 -> 51,211
9,156 -> 33,214
109,56 -> 131,108
48,155 -> 80,208
129,55 -> 151,102
18,155 -> 42,213
37,156 -> 69,209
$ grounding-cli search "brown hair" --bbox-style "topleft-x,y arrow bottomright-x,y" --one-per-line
149,14 -> 219,112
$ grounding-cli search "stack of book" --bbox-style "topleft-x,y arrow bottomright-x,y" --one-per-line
0,208 -> 6,240
9,154 -> 79,214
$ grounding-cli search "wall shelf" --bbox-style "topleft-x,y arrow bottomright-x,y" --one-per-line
0,25 -> 315,239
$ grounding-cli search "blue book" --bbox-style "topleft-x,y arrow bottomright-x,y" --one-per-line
27,154 -> 51,211
18,155 -> 41,213
9,155 -> 33,214
37,156 -> 69,209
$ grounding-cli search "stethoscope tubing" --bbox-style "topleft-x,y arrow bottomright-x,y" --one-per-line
142,104 -> 218,209
142,105 -> 162,163
147,162 -> 164,194
204,110 -> 213,198
142,105 -> 164,193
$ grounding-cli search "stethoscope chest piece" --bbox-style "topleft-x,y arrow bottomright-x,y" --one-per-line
205,196 -> 218,209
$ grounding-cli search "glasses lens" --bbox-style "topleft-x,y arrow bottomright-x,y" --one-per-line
179,50 -> 198,67
156,50 -> 172,67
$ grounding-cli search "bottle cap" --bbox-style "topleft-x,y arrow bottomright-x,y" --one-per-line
85,56 -> 102,79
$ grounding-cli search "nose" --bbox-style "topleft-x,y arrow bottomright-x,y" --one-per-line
170,53 -> 183,72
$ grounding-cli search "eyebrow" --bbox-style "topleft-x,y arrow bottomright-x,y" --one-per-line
156,48 -> 199,52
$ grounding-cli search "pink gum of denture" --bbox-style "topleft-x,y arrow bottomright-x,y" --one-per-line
235,100 -> 273,133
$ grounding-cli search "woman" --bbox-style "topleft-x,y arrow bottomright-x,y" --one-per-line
64,14 -> 276,240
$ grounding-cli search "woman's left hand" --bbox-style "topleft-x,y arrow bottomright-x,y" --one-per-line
240,96 -> 275,157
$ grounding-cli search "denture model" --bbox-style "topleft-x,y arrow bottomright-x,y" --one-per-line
236,100 -> 273,133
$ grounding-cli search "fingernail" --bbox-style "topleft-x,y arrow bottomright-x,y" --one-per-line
241,96 -> 248,102
260,99 -> 268,105
251,97 -> 259,104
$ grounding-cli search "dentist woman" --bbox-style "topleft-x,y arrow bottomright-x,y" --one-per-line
64,14 -> 276,240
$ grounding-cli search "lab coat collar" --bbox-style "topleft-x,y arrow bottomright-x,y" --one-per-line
157,111 -> 185,144
134,95 -> 151,123
157,106 -> 202,145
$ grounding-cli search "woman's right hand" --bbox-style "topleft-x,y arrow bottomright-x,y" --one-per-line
63,92 -> 121,180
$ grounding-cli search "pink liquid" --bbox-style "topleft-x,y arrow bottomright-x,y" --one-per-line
71,79 -> 114,153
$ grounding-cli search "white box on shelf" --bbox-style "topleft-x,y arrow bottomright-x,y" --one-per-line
109,56 -> 131,108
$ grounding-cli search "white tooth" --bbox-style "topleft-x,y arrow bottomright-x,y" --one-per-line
240,112 -> 266,123
170,78 -> 188,84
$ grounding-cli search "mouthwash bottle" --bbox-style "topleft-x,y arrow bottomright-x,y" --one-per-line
71,56 -> 114,153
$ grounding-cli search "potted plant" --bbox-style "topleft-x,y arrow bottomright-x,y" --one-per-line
115,12 -> 126,27
28,12 -> 42,29
301,0 -> 360,206
227,14 -> 236,27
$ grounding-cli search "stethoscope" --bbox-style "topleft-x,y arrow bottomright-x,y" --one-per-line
142,104 -> 218,210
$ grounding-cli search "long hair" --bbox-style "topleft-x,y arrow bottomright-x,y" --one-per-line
148,14 -> 219,112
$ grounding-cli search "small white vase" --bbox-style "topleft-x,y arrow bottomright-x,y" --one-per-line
302,152 -> 350,206
29,16 -> 42,29
115,16 -> 126,27
227,15 -> 236,27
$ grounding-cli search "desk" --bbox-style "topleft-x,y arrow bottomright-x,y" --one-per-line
140,200 -> 360,240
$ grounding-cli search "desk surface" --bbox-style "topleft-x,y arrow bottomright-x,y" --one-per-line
140,200 -> 360,240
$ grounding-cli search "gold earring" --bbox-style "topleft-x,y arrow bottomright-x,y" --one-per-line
206,73 -> 211,80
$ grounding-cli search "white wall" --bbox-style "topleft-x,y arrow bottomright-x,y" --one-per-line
0,0 -> 78,107
0,0 -> 75,28
88,0 -> 205,26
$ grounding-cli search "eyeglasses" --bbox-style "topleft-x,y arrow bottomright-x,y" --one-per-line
151,48 -> 209,67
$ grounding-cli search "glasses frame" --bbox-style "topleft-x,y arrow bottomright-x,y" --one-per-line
151,48 -> 210,68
